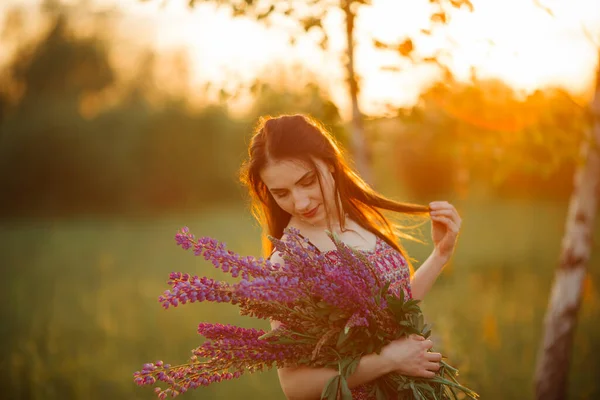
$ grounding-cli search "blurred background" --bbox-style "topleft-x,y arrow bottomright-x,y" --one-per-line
0,0 -> 599,399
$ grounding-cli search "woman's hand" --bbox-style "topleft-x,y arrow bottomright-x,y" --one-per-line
380,335 -> 442,378
428,201 -> 462,264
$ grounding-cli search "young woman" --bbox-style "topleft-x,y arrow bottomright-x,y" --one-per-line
240,114 -> 462,400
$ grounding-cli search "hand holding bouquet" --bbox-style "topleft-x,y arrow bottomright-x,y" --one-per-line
134,227 -> 478,399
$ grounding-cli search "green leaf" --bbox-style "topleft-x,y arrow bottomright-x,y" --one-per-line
387,297 -> 405,313
441,360 -> 458,374
381,280 -> 392,295
422,324 -> 432,338
340,356 -> 360,377
340,376 -> 352,400
404,299 -> 421,308
336,328 -> 350,348
320,375 -> 340,400
409,382 -> 423,399
329,308 -> 348,322
418,382 -> 437,399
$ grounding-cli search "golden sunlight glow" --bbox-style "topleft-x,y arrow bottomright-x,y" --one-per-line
1,0 -> 598,117
351,0 -> 600,114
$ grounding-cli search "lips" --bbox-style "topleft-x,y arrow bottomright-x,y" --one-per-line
302,205 -> 319,218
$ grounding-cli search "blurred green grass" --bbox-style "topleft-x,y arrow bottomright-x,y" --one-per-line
1,199 -> 599,400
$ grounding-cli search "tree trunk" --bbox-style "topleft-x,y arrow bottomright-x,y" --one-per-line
341,0 -> 372,185
534,55 -> 600,400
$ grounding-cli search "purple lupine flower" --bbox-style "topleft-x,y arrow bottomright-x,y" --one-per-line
167,228 -> 378,319
346,312 -> 369,329
134,323 -> 316,397
194,323 -> 312,365
326,235 -> 382,311
267,232 -> 371,315
158,274 -> 235,309
175,227 -> 195,250
175,228 -> 280,279
134,226 -> 479,400
234,275 -> 302,303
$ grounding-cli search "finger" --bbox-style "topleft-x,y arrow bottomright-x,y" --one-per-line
423,339 -> 434,350
431,216 -> 460,233
430,208 -> 461,225
410,334 -> 425,341
428,201 -> 450,211
426,352 -> 443,362
426,362 -> 441,372
430,209 -> 454,218
433,203 -> 461,221
429,201 -> 453,210
448,206 -> 461,224
422,370 -> 436,379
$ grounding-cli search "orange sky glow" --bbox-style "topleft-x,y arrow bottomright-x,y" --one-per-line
1,0 -> 599,118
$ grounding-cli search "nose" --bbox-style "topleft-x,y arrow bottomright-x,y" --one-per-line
292,190 -> 311,213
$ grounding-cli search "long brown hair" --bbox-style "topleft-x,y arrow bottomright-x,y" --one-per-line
239,114 -> 429,273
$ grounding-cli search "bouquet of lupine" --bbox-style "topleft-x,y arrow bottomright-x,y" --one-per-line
134,227 -> 478,400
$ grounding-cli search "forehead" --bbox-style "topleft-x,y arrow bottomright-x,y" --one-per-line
260,158 -> 318,189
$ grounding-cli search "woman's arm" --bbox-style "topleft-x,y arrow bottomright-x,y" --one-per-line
411,201 -> 462,300
271,321 -> 439,400
410,249 -> 448,301
276,349 -> 392,400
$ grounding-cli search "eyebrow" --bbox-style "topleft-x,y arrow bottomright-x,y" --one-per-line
269,170 -> 315,192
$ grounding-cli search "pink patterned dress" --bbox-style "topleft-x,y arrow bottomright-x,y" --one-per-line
321,235 -> 412,400
322,235 -> 412,302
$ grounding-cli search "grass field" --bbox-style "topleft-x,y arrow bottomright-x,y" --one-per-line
1,198 -> 599,400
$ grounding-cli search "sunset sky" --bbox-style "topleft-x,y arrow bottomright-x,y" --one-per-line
1,0 -> 599,118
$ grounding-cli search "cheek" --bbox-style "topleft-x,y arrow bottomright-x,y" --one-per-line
311,186 -> 323,199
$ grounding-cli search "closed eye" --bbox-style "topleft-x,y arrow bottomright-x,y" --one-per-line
300,177 -> 316,187
268,171 -> 316,198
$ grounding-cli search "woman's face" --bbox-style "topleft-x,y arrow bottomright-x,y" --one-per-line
260,157 -> 337,228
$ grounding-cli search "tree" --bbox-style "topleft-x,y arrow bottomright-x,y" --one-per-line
524,2 -> 600,397
144,0 -> 474,185
533,49 -> 600,400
